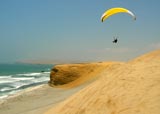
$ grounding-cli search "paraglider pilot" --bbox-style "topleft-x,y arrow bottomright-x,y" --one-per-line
113,37 -> 118,43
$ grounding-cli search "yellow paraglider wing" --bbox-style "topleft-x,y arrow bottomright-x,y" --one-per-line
101,7 -> 136,22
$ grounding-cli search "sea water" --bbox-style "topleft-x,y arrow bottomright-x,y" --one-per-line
0,63 -> 53,99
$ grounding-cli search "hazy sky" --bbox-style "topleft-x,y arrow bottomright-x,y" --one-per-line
0,0 -> 160,63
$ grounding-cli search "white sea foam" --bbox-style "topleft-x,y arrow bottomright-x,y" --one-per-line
12,77 -> 35,80
0,87 -> 14,92
17,73 -> 42,76
33,77 -> 49,83
43,72 -> 50,74
0,75 -> 12,78
0,78 -> 17,84
0,77 -> 35,84
10,81 -> 33,89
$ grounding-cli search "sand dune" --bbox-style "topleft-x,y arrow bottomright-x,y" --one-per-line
45,50 -> 160,114
49,62 -> 121,88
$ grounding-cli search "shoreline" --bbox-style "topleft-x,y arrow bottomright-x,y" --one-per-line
1,50 -> 159,114
0,82 -> 90,114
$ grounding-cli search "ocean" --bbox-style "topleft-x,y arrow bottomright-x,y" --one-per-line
0,63 -> 53,99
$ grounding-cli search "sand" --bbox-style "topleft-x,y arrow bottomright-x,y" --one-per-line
0,62 -> 116,114
1,50 -> 160,114
49,61 -> 121,88
45,50 -> 160,114
0,83 -> 90,114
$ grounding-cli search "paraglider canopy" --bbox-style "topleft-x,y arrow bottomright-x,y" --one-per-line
101,7 -> 136,22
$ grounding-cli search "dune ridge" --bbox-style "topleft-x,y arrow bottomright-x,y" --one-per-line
49,62 -> 122,88
45,50 -> 160,114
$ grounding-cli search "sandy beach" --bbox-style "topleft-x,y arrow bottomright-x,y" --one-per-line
0,50 -> 160,114
0,83 -> 90,114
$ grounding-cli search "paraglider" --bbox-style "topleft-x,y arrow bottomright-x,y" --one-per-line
101,7 -> 136,22
100,7 -> 136,44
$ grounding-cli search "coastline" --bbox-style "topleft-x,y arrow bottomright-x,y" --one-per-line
1,50 -> 159,114
0,83 -> 90,114
0,61 -> 119,114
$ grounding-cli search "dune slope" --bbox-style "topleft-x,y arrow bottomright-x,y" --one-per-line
45,50 -> 160,114
49,62 -> 120,88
